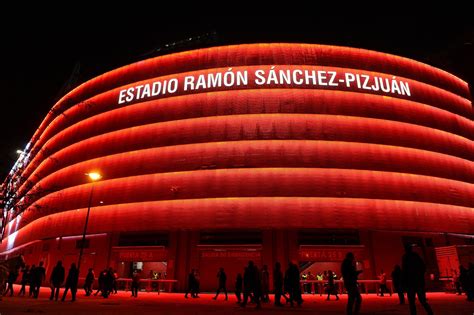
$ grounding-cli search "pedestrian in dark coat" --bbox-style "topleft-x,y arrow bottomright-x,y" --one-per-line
235,273 -> 243,303
184,269 -> 195,298
50,261 -> 65,301
84,268 -> 95,296
18,265 -> 30,296
61,263 -> 79,302
341,252 -> 362,315
273,262 -> 284,306
213,267 -> 228,300
32,261 -> 46,298
401,245 -> 433,315
391,265 -> 404,304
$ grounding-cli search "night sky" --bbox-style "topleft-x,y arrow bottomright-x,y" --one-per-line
1,15 -> 473,179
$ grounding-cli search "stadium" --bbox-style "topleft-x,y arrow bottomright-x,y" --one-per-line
1,43 -> 473,291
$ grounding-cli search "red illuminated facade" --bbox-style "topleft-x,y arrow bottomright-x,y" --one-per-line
1,44 -> 473,291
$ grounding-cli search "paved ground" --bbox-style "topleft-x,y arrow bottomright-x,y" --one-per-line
0,286 -> 473,315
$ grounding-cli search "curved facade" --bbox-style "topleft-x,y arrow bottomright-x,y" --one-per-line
1,43 -> 473,290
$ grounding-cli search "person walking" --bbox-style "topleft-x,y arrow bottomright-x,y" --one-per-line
326,270 -> 339,301
50,261 -> 65,301
213,267 -> 228,300
61,263 -> 79,302
32,261 -> 46,298
401,244 -> 433,315
378,269 -> 389,297
341,252 -> 362,315
261,265 -> 270,303
4,266 -> 20,296
466,263 -> 474,301
94,269 -> 107,296
184,269 -> 195,298
241,261 -> 261,309
18,265 -> 30,296
84,268 -> 95,296
391,265 -> 404,304
131,269 -> 140,298
273,262 -> 284,306
235,272 -> 243,303
28,264 -> 36,297
285,261 -> 302,307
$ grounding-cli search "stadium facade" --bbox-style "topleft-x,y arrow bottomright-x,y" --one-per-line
1,43 -> 473,291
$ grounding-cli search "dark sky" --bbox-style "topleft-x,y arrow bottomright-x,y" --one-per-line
1,15 -> 473,178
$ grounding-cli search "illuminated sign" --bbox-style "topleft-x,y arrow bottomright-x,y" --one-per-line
118,66 -> 411,105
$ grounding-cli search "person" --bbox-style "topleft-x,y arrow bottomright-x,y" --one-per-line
184,269 -> 195,298
4,266 -> 19,296
94,269 -> 107,296
28,264 -> 36,297
193,269 -> 200,298
285,261 -> 302,307
32,261 -> 46,298
61,263 -> 79,302
401,244 -> 433,315
84,268 -> 95,296
391,265 -> 405,304
18,265 -> 30,296
131,269 -> 140,298
50,261 -> 65,301
341,252 -> 362,315
273,262 -> 284,306
235,272 -> 243,303
103,267 -> 115,298
378,269 -> 389,297
213,267 -> 228,300
467,262 -> 474,301
113,269 -> 119,294
459,265 -> 468,297
241,261 -> 261,309
261,265 -> 270,302
326,270 -> 339,300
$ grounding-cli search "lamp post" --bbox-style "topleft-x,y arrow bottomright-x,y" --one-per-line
77,172 -> 102,272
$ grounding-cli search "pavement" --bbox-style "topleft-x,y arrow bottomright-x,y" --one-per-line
0,286 -> 473,315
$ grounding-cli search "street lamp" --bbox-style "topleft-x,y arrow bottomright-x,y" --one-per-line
77,172 -> 102,272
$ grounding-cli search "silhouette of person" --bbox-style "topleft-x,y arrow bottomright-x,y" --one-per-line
84,268 -> 95,296
285,261 -> 302,307
4,265 -> 19,296
28,264 -> 36,297
235,272 -> 243,303
241,261 -> 261,309
391,265 -> 404,304
50,261 -> 65,301
401,244 -> 433,315
33,261 -> 46,298
94,269 -> 107,296
18,265 -> 30,296
378,269 -> 388,296
467,262 -> 474,301
184,269 -> 195,298
193,269 -> 200,297
341,252 -> 362,315
213,267 -> 228,300
103,267 -> 115,298
326,270 -> 339,300
131,269 -> 140,298
273,262 -> 284,306
261,265 -> 270,302
61,263 -> 79,302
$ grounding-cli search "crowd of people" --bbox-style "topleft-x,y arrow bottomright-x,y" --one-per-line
1,261 -> 122,301
1,246 -> 474,315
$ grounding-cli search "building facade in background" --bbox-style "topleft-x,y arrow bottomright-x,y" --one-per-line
1,44 -> 473,291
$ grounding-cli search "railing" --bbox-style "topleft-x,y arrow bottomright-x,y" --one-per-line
300,279 -> 393,295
